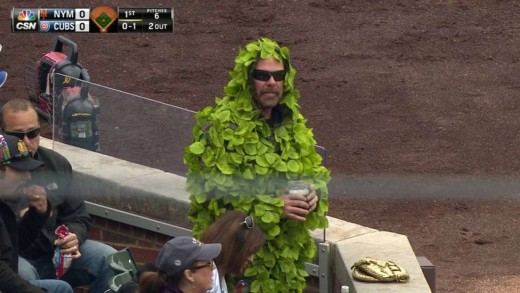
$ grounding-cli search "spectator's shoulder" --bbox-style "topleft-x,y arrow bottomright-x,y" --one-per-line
37,146 -> 70,162
36,146 -> 72,169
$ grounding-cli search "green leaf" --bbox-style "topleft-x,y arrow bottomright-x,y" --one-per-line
267,224 -> 280,237
287,160 -> 301,173
257,143 -> 269,155
261,211 -> 274,223
235,124 -> 249,136
217,110 -> 231,122
232,136 -> 244,146
254,203 -> 266,216
297,267 -> 309,277
280,47 -> 290,59
245,132 -> 259,143
244,143 -> 257,155
246,43 -> 260,52
264,153 -> 278,166
279,258 -> 293,271
216,161 -> 233,174
213,173 -> 227,186
193,193 -> 206,204
287,148 -> 300,159
251,280 -> 260,293
255,165 -> 268,175
244,265 -> 257,276
274,160 -> 288,172
274,125 -> 287,137
230,153 -> 243,164
222,128 -> 234,140
243,168 -> 254,179
188,142 -> 205,155
260,49 -> 271,59
256,194 -> 280,205
209,127 -> 223,147
255,155 -> 269,167
201,149 -> 215,167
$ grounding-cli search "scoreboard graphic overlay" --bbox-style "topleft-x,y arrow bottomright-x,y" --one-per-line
12,7 -> 174,33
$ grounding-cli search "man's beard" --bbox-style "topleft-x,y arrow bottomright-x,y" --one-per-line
255,90 -> 281,110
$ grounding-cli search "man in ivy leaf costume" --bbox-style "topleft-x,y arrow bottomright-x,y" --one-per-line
184,38 -> 331,292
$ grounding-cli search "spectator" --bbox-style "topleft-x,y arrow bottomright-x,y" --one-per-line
184,37 -> 331,292
0,98 -> 116,292
200,210 -> 265,293
139,236 -> 221,293
0,133 -> 73,293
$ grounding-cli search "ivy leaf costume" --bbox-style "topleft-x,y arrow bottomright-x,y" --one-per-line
184,38 -> 331,293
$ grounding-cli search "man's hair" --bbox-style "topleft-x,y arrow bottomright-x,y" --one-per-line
0,98 -> 36,129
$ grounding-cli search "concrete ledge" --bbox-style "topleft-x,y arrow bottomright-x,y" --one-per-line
336,231 -> 431,293
41,138 -> 431,293
40,138 -> 192,228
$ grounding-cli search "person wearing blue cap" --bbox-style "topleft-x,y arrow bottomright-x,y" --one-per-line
139,236 -> 222,293
0,133 -> 72,293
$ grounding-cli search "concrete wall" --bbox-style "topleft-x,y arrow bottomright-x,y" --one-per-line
41,138 -> 432,293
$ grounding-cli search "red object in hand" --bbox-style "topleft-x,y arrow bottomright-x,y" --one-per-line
55,224 -> 70,239
54,224 -> 72,279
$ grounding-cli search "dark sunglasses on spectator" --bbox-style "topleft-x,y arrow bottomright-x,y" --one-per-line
190,260 -> 215,271
252,69 -> 286,81
241,216 -> 255,229
5,127 -> 41,140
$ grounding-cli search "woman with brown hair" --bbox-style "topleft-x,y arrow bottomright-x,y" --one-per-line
200,210 -> 266,293
138,236 -> 221,293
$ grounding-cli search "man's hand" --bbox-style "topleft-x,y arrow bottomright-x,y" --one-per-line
24,185 -> 48,215
55,233 -> 82,259
306,186 -> 318,212
281,193 -> 310,221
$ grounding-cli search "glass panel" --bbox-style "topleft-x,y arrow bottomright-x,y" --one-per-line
51,73 -> 195,175
50,72 -> 326,176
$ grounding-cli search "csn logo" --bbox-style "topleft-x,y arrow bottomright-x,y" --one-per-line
16,22 -> 37,30
15,9 -> 37,31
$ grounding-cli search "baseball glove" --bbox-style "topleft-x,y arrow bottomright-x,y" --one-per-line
351,257 -> 410,283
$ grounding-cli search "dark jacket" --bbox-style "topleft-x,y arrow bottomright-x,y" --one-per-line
19,146 -> 91,260
0,200 -> 46,292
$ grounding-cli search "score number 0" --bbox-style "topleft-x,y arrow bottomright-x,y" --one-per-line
75,8 -> 89,32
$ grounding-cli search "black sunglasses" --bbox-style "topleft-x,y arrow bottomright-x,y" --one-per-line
252,69 -> 286,82
190,260 -> 215,271
5,127 -> 41,140
241,216 -> 254,229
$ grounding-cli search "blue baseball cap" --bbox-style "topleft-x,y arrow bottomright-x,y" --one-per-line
155,236 -> 221,277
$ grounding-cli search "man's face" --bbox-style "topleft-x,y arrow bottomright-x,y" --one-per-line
2,109 -> 40,154
253,57 -> 285,111
0,166 -> 31,200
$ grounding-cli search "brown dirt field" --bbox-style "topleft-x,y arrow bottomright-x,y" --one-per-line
2,1 -> 520,292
